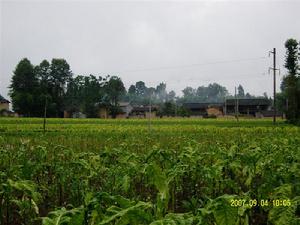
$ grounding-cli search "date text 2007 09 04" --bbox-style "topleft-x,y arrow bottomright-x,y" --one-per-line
230,199 -> 292,207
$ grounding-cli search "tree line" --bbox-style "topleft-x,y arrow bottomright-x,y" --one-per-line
9,58 -> 267,118
9,58 -> 127,118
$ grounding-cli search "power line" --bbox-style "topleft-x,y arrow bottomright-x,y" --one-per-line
109,56 -> 268,73
149,72 -> 268,86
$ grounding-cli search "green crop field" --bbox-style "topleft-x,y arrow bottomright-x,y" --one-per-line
0,118 -> 299,225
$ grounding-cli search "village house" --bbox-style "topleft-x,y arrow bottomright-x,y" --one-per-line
97,102 -> 157,119
97,102 -> 133,119
182,102 -> 223,117
64,98 -> 276,119
129,105 -> 158,118
183,98 -> 275,118
98,106 -> 108,119
0,94 -> 18,117
0,94 -> 10,111
225,98 -> 271,117
116,102 -> 133,118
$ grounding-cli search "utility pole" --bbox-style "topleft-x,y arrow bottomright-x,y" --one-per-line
224,96 -> 227,116
148,94 -> 152,132
43,96 -> 47,133
237,93 -> 239,119
269,48 -> 279,124
235,87 -> 239,122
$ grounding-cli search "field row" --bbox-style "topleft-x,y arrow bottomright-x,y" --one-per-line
0,118 -> 299,224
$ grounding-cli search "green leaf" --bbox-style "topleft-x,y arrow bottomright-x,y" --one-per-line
208,195 -> 239,225
41,207 -> 83,225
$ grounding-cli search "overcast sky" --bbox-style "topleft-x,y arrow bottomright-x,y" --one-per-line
1,0 -> 300,100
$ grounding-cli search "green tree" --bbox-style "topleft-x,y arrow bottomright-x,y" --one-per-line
135,81 -> 147,97
35,60 -> 56,116
182,87 -> 196,102
155,83 -> 167,102
105,76 -> 126,118
82,75 -> 105,117
282,38 -> 299,122
128,81 -> 156,105
237,85 -> 245,98
245,93 -> 252,98
207,83 -> 228,102
125,85 -> 137,104
162,101 -> 175,116
196,86 -> 208,101
166,90 -> 176,102
128,85 -> 136,95
49,59 -> 72,117
146,87 -> 156,98
181,83 -> 228,103
9,58 -> 40,116
65,75 -> 107,118
65,75 -> 86,115
35,60 -> 51,91
177,105 -> 190,117
275,92 -> 287,115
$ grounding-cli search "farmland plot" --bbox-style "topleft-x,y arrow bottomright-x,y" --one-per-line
0,118 -> 299,225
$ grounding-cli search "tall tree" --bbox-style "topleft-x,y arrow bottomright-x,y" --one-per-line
105,76 -> 126,118
181,83 -> 228,103
125,85 -> 137,103
146,87 -> 156,99
9,58 -> 40,116
35,60 -> 51,90
285,39 -> 299,75
282,38 -> 299,121
161,101 -> 176,116
167,90 -> 176,102
64,75 -> 107,117
65,75 -> 85,114
135,81 -> 147,97
245,93 -> 251,98
155,82 -> 167,102
83,75 -> 105,117
237,85 -> 245,98
49,59 -> 72,117
127,81 -> 148,104
196,86 -> 208,101
128,85 -> 136,95
207,83 -> 228,102
182,87 -> 196,100
35,60 -> 56,116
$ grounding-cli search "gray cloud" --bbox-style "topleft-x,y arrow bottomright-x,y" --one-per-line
1,0 -> 300,100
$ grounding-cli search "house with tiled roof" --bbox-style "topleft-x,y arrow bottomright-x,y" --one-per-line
0,94 -> 10,111
183,98 -> 276,117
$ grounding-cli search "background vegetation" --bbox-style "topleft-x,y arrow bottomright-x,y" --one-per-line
8,38 -> 300,123
8,61 -> 264,119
